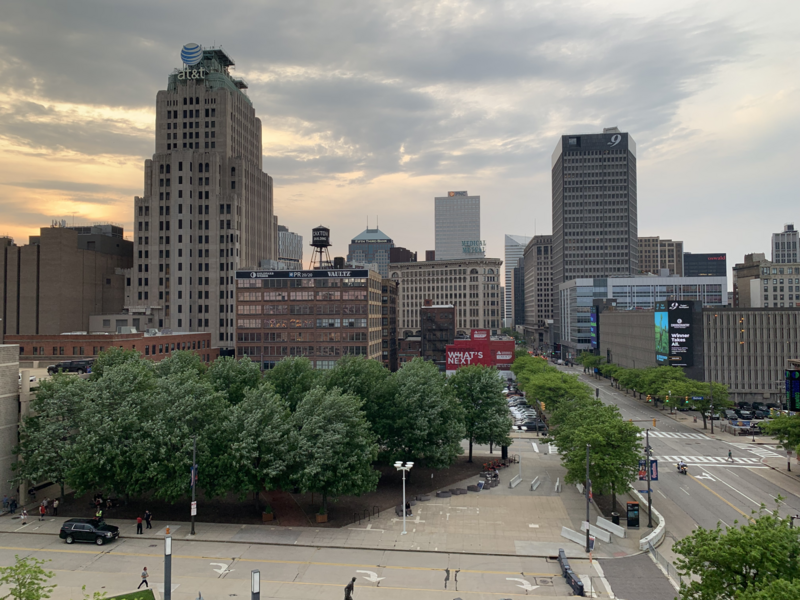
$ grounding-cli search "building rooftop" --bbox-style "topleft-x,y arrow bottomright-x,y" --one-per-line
351,228 -> 392,243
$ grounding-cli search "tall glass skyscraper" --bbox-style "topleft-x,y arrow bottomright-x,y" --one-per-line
504,235 -> 532,327
434,191 -> 483,260
128,44 -> 278,348
347,228 -> 394,277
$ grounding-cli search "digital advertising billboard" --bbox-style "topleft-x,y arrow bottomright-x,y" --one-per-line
654,301 -> 694,367
589,305 -> 599,349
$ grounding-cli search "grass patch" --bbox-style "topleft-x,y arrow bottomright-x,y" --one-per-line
108,590 -> 155,600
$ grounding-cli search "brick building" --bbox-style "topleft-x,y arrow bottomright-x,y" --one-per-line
0,226 -> 133,337
421,301 -> 456,371
235,268 -> 383,370
398,336 -> 422,366
6,331 -> 217,365
382,279 -> 398,371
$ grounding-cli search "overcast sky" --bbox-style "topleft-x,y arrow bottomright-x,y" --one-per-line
1,0 -> 799,289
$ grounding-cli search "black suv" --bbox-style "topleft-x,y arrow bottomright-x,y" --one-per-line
47,359 -> 95,376
59,518 -> 119,545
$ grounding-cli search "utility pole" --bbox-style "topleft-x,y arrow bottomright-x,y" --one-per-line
585,444 -> 591,552
709,382 -> 714,435
646,429 -> 653,528
191,435 -> 197,536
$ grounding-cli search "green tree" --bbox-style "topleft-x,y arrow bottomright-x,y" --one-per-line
737,579 -> 800,600
653,378 -> 732,429
144,370 -> 231,501
207,356 -> 262,405
617,368 -> 645,395
761,415 -> 800,455
292,387 -> 380,513
223,385 -> 292,508
520,370 -> 592,413
673,504 -> 800,600
448,365 -> 511,462
548,399 -> 641,510
322,356 -> 395,429
69,360 -> 159,500
264,357 -> 321,411
0,555 -> 55,600
381,358 -> 465,467
514,347 -> 529,360
13,375 -> 88,502
154,350 -> 207,378
577,351 -> 604,371
89,347 -> 144,380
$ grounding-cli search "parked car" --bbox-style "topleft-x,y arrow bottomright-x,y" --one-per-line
736,401 -> 753,410
752,402 -> 768,412
765,403 -> 780,410
18,374 -> 36,384
59,518 -> 119,545
753,410 -> 770,419
513,421 -> 548,432
47,359 -> 95,376
724,410 -> 738,420
735,409 -> 754,420
704,411 -> 721,421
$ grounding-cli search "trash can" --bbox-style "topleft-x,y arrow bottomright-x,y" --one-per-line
611,512 -> 620,526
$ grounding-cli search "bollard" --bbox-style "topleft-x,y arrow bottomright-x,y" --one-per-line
166,525 -> 170,535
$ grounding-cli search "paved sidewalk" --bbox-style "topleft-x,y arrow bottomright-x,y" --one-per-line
0,437 -> 642,560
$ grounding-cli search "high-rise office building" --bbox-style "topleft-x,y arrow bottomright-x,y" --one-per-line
772,224 -> 798,264
684,252 -> 726,277
504,235 -> 532,327
511,257 -> 525,328
638,236 -> 683,275
551,127 -> 638,342
347,228 -> 394,277
389,247 -> 417,263
129,45 -> 278,348
434,191 -> 483,260
278,225 -> 303,269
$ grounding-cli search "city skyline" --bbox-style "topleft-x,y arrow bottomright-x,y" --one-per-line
1,1 -> 799,286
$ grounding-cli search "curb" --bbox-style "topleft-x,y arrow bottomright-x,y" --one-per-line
0,524 -> 631,561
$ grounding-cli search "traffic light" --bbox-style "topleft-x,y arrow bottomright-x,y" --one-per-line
685,396 -> 689,404
665,395 -> 670,404
646,395 -> 652,402
540,401 -> 546,411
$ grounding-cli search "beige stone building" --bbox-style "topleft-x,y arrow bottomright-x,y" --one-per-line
638,236 -> 684,276
389,257 -> 503,338
522,235 -> 553,349
0,226 -> 132,336
128,46 -> 278,349
733,253 -> 800,309
0,345 -> 19,500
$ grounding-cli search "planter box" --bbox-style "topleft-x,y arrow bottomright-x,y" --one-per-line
316,513 -> 328,523
262,512 -> 274,522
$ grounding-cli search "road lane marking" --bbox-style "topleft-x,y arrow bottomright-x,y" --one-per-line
700,467 -> 761,508
688,474 -> 755,522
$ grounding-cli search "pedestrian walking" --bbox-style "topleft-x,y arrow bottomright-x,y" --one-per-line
728,449 -> 734,463
21,508 -> 28,525
136,516 -> 143,535
2,495 -> 8,511
344,577 -> 356,600
144,510 -> 152,529
53,499 -> 59,516
39,504 -> 46,521
43,497 -> 50,515
95,508 -> 103,521
9,497 -> 17,514
137,567 -> 149,589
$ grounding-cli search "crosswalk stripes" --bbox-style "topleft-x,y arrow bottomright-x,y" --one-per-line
637,431 -> 710,440
658,455 -> 763,464
729,443 -> 783,459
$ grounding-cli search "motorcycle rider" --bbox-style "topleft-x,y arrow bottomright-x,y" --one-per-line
677,460 -> 687,474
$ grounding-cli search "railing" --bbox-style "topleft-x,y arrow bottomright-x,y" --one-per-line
648,540 -> 683,588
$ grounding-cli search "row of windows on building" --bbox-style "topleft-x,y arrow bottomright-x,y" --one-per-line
135,234 -> 238,247
26,339 -> 208,356
237,332 -> 370,342
237,318 -> 370,329
238,346 -> 371,357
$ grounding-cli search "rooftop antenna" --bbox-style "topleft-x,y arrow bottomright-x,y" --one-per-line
377,215 -> 379,230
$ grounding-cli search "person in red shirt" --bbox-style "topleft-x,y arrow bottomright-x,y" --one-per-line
136,515 -> 143,534
39,504 -> 46,521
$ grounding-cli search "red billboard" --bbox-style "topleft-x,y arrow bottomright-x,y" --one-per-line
446,334 -> 515,373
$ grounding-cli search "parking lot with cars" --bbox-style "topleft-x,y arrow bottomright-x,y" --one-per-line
505,388 -> 548,433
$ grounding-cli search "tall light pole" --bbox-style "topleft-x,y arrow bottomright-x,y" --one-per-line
394,461 -> 413,535
709,382 -> 714,435
646,429 -> 653,528
585,444 -> 591,553
191,435 -> 197,536
164,535 -> 172,600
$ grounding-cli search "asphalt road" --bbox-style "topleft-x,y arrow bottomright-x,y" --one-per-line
559,365 -> 800,536
0,532 -> 589,600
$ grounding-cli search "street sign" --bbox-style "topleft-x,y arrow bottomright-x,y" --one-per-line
191,501 -> 197,516
638,489 -> 653,493
692,396 -> 704,400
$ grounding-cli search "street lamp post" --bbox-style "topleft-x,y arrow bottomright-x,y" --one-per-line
164,535 -> 172,600
191,435 -> 197,536
585,444 -> 591,553
394,461 -> 414,535
646,429 -> 653,528
709,382 -> 715,435
251,570 -> 260,600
